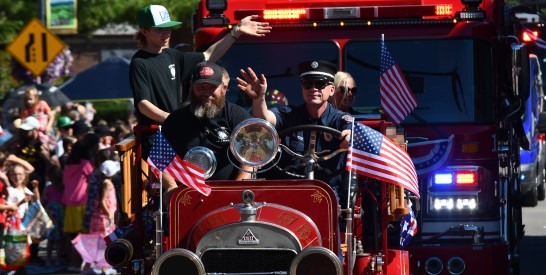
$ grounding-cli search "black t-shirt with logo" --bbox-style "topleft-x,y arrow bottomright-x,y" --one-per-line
162,101 -> 251,180
129,48 -> 204,126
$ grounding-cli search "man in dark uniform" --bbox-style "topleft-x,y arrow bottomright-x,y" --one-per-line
237,60 -> 352,197
162,61 -> 252,180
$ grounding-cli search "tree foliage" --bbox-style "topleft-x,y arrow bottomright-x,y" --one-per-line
0,0 -> 198,94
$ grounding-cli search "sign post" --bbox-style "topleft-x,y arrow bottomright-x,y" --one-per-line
6,18 -> 66,77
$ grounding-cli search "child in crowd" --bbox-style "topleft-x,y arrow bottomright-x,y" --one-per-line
43,164 -> 66,266
19,87 -> 55,135
86,160 -> 119,275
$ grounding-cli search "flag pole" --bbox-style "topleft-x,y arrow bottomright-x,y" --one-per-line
156,126 -> 163,259
345,117 -> 356,275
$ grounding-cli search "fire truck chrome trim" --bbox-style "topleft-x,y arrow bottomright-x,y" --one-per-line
151,248 -> 205,275
184,146 -> 217,179
447,256 -> 466,275
289,246 -> 342,275
425,256 -> 443,275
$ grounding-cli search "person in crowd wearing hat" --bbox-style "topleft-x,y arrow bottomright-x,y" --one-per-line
331,71 -> 360,114
1,116 -> 53,194
161,62 -> 252,202
84,159 -> 119,275
72,120 -> 90,141
237,60 -> 352,193
94,123 -> 114,150
55,116 -> 73,158
130,4 -> 271,127
131,4 -> 269,195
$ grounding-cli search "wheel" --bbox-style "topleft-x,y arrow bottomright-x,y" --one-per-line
537,169 -> 546,201
524,184 -> 538,207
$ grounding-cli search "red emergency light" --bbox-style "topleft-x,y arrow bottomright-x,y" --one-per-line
257,4 -> 455,21
523,30 -> 539,42
264,8 -> 306,20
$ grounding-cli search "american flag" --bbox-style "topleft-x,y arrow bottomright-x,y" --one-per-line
400,200 -> 418,248
524,28 -> 546,50
346,123 -> 419,197
146,131 -> 211,196
380,37 -> 417,124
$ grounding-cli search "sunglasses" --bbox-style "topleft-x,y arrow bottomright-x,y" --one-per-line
302,80 -> 332,90
339,86 -> 357,95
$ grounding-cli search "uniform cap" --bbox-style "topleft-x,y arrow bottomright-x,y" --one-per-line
192,61 -> 223,87
299,60 -> 338,81
138,5 -> 182,28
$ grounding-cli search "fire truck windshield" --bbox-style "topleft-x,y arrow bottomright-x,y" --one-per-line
217,41 -> 339,109
346,38 -> 495,124
217,38 -> 494,124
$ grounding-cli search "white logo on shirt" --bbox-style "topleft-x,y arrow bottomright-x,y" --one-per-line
169,64 -> 176,80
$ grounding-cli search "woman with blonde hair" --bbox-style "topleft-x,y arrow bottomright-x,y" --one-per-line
331,71 -> 360,114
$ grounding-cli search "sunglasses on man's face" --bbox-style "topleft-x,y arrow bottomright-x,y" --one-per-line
302,80 -> 332,90
338,86 -> 357,95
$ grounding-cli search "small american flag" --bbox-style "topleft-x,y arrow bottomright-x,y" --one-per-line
380,36 -> 417,124
147,131 -> 211,196
524,28 -> 546,50
400,200 -> 418,248
346,123 -> 419,197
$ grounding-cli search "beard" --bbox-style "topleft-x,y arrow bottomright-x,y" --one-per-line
190,92 -> 226,119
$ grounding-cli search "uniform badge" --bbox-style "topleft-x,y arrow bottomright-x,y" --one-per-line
342,115 -> 354,123
311,61 -> 319,69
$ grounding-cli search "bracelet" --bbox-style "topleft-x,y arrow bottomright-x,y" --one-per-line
230,25 -> 240,39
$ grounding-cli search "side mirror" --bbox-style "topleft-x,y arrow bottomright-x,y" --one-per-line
511,44 -> 530,102
538,112 -> 546,133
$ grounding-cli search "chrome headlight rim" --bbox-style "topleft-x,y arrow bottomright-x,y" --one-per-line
230,118 -> 279,168
183,146 -> 217,179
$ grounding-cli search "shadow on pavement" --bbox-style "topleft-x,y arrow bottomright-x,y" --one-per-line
520,235 -> 546,275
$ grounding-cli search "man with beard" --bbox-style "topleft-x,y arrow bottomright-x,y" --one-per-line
162,61 -> 252,180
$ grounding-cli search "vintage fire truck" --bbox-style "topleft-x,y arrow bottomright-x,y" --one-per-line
106,0 -> 539,274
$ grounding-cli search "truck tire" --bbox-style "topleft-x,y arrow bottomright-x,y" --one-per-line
524,185 -> 538,207
537,170 -> 546,201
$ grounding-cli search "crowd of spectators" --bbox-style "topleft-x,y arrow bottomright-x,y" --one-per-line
0,86 -> 134,275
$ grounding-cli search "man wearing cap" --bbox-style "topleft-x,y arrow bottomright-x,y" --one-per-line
238,60 -> 352,195
131,4 -> 269,196
162,61 -> 252,182
130,4 -> 271,127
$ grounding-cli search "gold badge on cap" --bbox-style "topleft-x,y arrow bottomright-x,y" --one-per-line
311,61 -> 319,69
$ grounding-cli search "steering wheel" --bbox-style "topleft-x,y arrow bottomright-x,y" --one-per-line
277,124 -> 347,179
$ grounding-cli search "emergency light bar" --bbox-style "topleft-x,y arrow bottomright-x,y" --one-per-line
433,170 -> 477,186
235,4 -> 456,21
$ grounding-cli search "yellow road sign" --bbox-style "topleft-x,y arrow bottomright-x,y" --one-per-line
6,18 -> 66,77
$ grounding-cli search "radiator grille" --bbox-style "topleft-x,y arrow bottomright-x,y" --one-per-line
202,249 -> 296,273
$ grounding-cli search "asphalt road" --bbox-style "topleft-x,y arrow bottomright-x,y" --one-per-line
520,198 -> 546,275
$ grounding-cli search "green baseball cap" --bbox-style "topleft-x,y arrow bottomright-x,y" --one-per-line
138,5 -> 182,28
57,116 -> 73,128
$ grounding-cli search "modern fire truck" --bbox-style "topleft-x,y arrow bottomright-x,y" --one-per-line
107,0 -> 539,274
